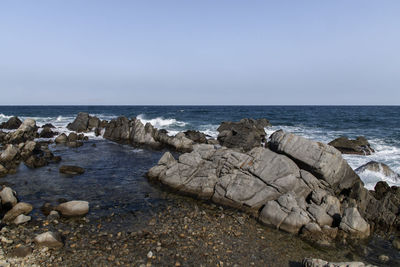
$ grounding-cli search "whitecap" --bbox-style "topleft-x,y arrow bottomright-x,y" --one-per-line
137,114 -> 187,128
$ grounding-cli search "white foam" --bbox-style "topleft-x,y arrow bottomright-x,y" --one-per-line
137,114 -> 187,128
0,113 -> 12,122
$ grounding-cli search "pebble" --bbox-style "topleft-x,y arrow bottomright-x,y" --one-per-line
379,254 -> 389,262
147,251 -> 153,259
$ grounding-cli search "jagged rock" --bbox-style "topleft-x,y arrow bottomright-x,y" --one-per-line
339,207 -> 370,239
302,258 -> 376,267
88,116 -> 100,130
217,118 -> 270,152
184,130 -> 208,144
6,119 -> 37,144
3,202 -> 33,222
55,133 -> 68,144
0,116 -> 22,129
59,165 -> 85,175
39,126 -> 57,138
56,200 -> 89,216
13,214 -> 31,225
355,161 -> 399,182
41,123 -> 55,128
328,136 -> 374,155
0,187 -> 17,208
270,130 -> 360,194
24,155 -> 47,168
67,112 -> 90,132
68,132 -> 78,141
34,231 -> 63,248
0,144 -> 19,162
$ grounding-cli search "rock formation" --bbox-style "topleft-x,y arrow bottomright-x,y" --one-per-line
328,136 -> 374,155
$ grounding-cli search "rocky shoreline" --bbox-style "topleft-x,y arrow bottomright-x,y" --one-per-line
1,113 -> 399,266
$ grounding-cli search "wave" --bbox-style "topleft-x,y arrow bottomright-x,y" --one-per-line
137,114 -> 187,129
356,169 -> 399,190
0,113 -> 12,122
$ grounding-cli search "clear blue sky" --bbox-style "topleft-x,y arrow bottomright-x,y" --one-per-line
1,1 -> 399,105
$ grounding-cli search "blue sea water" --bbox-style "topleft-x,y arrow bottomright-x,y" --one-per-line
1,105 -> 400,189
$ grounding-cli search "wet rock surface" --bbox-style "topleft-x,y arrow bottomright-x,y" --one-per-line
328,136 -> 374,155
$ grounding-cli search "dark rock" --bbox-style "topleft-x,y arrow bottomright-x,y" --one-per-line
39,126 -> 58,138
67,112 -> 101,132
217,118 -> 271,152
55,133 -> 68,144
68,132 -> 78,142
59,165 -> 85,175
0,116 -> 22,129
328,136 -> 374,155
184,130 -> 208,144
24,155 -> 47,168
41,123 -> 55,128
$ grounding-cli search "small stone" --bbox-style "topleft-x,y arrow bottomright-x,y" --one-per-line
56,200 -> 89,217
13,214 -> 31,225
34,231 -> 63,249
147,251 -> 153,259
379,254 -> 389,262
9,246 -> 32,258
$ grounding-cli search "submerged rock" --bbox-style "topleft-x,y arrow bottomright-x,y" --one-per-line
328,136 -> 374,155
59,165 -> 85,175
56,200 -> 89,216
34,231 -> 63,248
355,161 -> 400,182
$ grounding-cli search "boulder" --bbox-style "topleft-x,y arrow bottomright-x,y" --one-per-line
24,155 -> 47,168
67,112 -> 90,132
0,186 -> 17,208
39,126 -> 57,138
184,130 -> 208,144
56,200 -> 89,216
217,118 -> 270,152
355,161 -> 399,182
55,133 -> 68,144
41,123 -> 55,128
59,165 -> 85,175
302,258 -> 376,267
269,130 -> 360,194
0,116 -> 22,129
5,119 -> 37,144
3,202 -> 33,222
34,231 -> 63,248
13,214 -> 31,225
339,207 -> 370,239
328,136 -> 374,155
0,144 -> 19,162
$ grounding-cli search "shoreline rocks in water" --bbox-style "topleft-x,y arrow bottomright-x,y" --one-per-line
56,200 -> 89,216
148,129 -> 400,244
328,136 -> 374,155
0,116 -> 22,129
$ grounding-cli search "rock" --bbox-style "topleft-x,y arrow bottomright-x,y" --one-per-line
5,119 -> 37,144
392,237 -> 400,250
67,141 -> 83,148
328,136 -> 374,155
41,123 -> 55,128
59,165 -> 85,175
67,112 -> 90,132
24,155 -> 47,168
41,202 -> 55,216
3,202 -> 33,222
184,130 -> 208,144
269,130 -> 360,194
56,200 -> 89,216
339,207 -> 370,239
302,258 -> 376,267
55,133 -> 68,144
217,118 -> 270,151
88,116 -> 100,130
47,210 -> 60,220
0,116 -> 22,129
0,145 -> 19,162
0,164 -> 7,176
68,132 -> 78,142
355,161 -> 400,182
378,254 -> 389,263
0,187 -> 17,208
9,246 -> 32,258
34,231 -> 63,248
39,126 -> 57,138
13,214 -> 31,225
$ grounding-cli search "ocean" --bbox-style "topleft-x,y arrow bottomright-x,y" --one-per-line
1,105 -> 400,191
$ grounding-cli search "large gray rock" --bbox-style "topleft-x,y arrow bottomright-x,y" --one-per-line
34,231 -> 63,248
0,144 -> 19,162
56,200 -> 89,216
217,118 -> 270,152
6,119 -> 37,143
0,187 -> 17,207
339,207 -> 370,239
3,202 -> 33,222
328,136 -> 374,155
67,112 -> 90,132
270,130 -> 360,194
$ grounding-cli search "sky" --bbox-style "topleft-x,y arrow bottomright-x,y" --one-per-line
0,1 -> 399,105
